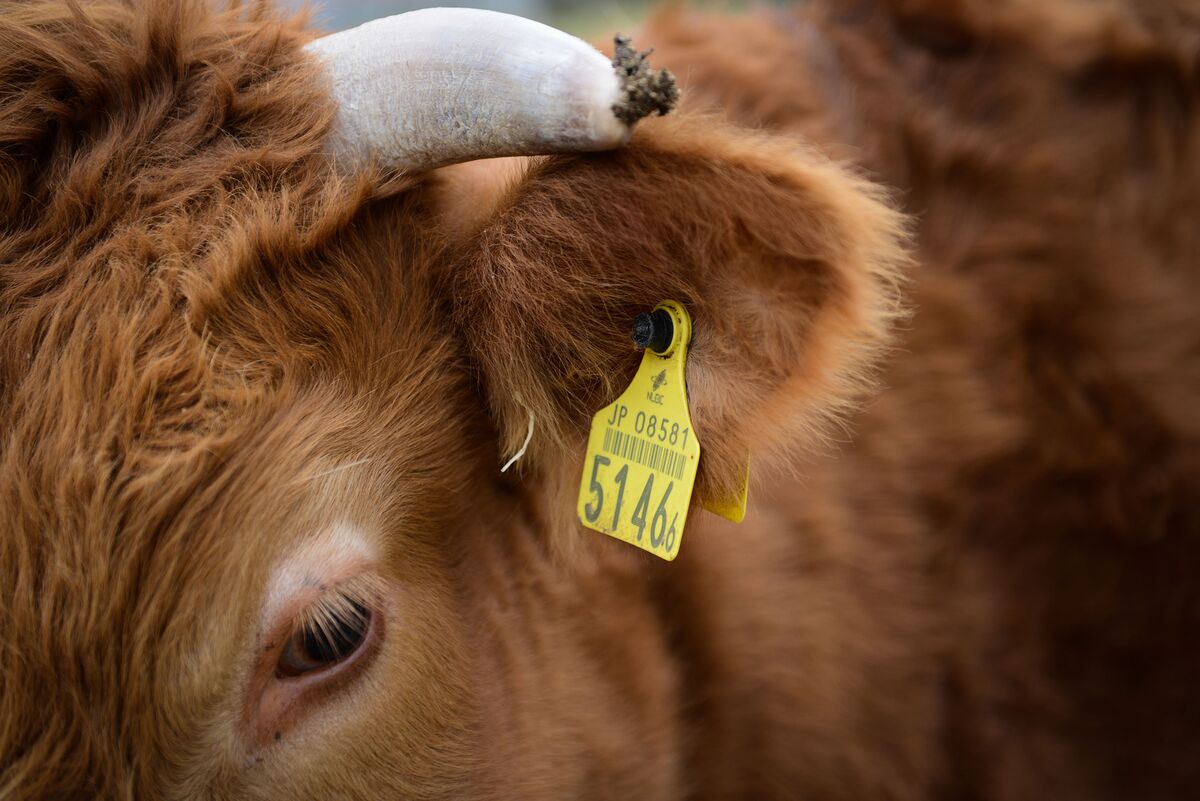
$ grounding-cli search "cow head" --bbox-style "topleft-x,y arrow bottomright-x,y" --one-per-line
0,1 -> 905,798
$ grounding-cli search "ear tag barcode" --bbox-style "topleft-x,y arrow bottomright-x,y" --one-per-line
577,300 -> 700,561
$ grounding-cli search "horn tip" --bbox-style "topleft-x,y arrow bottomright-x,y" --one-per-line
611,34 -> 680,126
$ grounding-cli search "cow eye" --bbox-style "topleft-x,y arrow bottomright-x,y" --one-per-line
276,600 -> 372,678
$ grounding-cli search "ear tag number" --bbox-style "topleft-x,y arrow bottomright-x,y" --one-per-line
577,300 -> 700,561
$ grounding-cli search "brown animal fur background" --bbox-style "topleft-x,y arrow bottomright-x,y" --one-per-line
1,0 -> 1198,798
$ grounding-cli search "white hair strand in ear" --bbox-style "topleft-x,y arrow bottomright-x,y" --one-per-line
500,407 -> 535,473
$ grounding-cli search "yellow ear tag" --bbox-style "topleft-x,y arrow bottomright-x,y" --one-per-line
577,300 -> 700,561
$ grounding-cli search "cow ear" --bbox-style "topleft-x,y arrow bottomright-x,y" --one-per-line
451,115 -> 908,507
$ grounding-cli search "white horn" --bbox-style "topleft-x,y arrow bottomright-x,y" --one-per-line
304,7 -> 678,171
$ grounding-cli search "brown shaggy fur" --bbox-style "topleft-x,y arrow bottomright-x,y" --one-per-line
1,0 -> 1197,799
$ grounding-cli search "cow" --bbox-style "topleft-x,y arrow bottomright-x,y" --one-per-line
1,0 -> 1197,798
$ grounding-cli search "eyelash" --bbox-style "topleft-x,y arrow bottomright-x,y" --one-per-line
297,580 -> 378,639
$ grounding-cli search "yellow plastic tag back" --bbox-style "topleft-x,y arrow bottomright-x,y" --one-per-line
577,301 -> 699,561
702,457 -> 749,524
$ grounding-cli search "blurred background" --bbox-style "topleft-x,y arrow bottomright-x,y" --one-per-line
284,0 -> 767,37
287,0 -> 648,36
